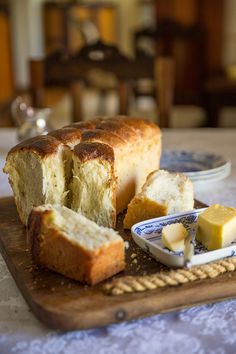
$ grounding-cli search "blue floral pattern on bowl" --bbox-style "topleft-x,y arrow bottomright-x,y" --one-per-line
160,150 -> 231,183
131,209 -> 236,268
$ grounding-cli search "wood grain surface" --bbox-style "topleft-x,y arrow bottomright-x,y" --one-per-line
1,197 -> 236,331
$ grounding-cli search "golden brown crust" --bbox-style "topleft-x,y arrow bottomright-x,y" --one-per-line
124,196 -> 168,229
27,208 -> 49,262
84,116 -> 161,147
95,120 -> 137,142
118,115 -> 160,127
48,127 -> 82,145
6,135 -> 62,158
63,118 -> 103,130
6,116 -> 160,160
27,208 -> 125,285
81,129 -> 126,148
109,116 -> 161,135
87,241 -> 125,285
74,142 -> 114,164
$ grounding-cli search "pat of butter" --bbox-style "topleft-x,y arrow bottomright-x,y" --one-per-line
196,204 -> 236,250
162,223 -> 188,252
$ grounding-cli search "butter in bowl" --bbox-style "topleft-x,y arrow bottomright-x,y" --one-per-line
131,204 -> 236,268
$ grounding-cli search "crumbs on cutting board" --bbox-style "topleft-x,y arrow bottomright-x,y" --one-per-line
125,241 -> 130,249
128,246 -> 158,275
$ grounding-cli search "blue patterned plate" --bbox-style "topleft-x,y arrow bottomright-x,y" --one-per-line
131,209 -> 236,268
160,150 -> 231,181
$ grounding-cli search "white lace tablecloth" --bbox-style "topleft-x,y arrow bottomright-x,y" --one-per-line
1,128 -> 236,354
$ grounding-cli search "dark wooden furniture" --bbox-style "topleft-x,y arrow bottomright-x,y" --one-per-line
43,1 -> 118,55
155,0 -> 224,76
0,1 -> 14,127
134,20 -> 205,106
155,56 -> 175,127
0,1 -> 14,106
29,41 -> 175,127
204,75 -> 236,127
29,41 -> 132,121
134,0 -> 226,127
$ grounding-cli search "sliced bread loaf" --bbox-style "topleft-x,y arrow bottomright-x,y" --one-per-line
4,116 -> 162,228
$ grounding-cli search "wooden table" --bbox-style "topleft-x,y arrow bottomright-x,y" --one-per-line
204,75 -> 236,127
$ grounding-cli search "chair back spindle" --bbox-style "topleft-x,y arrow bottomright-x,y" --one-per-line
155,57 -> 174,128
29,59 -> 45,108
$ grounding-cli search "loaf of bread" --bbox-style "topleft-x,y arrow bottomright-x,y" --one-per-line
124,169 -> 194,229
27,204 -> 125,285
4,116 -> 161,227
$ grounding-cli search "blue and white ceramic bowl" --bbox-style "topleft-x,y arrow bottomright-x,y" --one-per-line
160,150 -> 231,183
131,209 -> 236,268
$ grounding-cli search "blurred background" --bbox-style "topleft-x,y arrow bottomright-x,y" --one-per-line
1,0 -> 236,130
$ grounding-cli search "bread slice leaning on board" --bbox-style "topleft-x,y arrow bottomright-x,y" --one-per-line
27,205 -> 125,285
4,116 -> 161,227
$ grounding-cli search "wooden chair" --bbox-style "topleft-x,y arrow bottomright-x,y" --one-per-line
29,41 -> 131,122
29,41 -> 175,128
134,20 -> 205,106
155,56 -> 175,128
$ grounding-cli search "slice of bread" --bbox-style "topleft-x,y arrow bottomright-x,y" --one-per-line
27,204 -> 125,285
124,169 -> 194,229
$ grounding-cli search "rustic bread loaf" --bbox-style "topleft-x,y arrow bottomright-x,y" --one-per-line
27,204 -> 125,285
4,116 -> 161,227
124,169 -> 194,229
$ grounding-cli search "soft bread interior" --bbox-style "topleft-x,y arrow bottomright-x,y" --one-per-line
4,146 -> 69,225
4,151 -> 44,224
71,157 -> 115,228
38,204 -> 122,251
124,169 -> 194,228
143,170 -> 194,214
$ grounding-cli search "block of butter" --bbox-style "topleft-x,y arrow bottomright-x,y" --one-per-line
196,204 -> 236,250
162,223 -> 188,252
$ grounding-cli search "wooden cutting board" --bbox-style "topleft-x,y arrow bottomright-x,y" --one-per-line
1,197 -> 236,331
